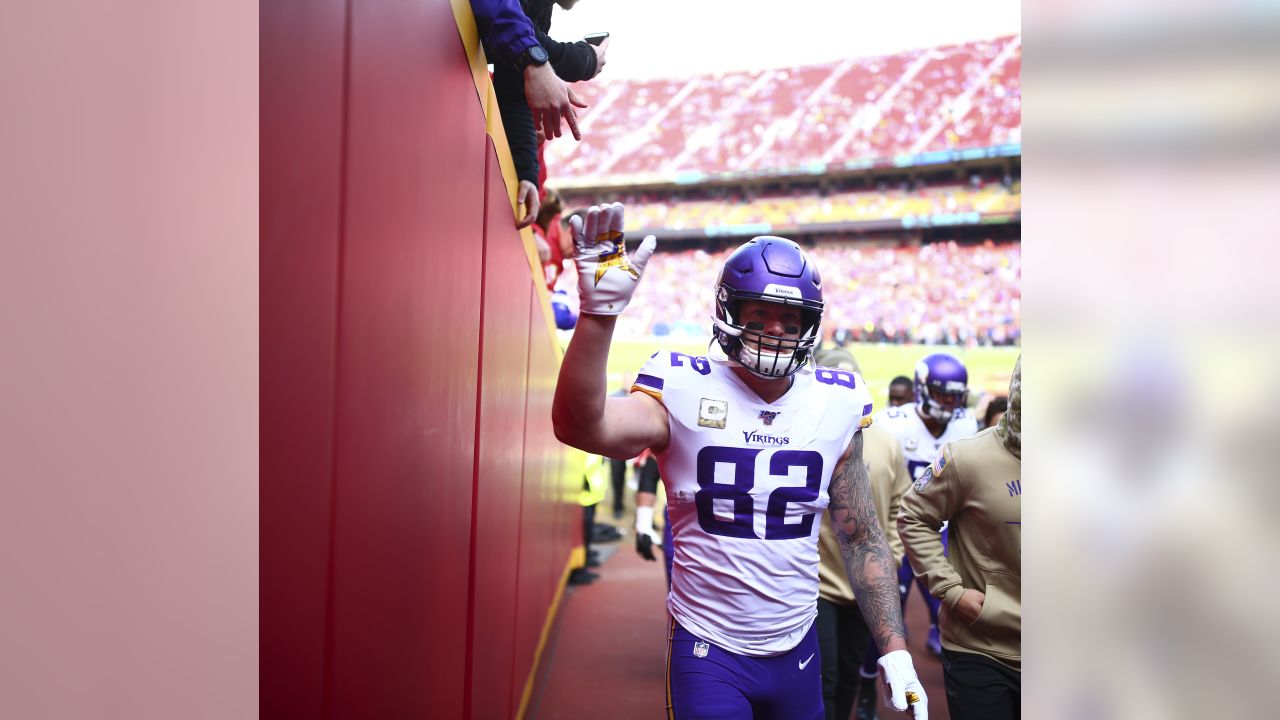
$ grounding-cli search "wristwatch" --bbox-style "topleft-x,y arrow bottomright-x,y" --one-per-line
515,44 -> 549,72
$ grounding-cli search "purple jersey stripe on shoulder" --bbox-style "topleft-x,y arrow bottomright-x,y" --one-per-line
636,373 -> 665,390
862,403 -> 873,416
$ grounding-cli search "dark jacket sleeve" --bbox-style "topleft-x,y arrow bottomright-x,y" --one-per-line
536,30 -> 598,82
470,0 -> 539,67
493,63 -> 539,187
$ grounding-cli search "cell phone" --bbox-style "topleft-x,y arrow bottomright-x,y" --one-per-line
584,32 -> 609,46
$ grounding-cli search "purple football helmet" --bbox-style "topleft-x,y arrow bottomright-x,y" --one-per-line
914,353 -> 969,423
712,236 -> 824,378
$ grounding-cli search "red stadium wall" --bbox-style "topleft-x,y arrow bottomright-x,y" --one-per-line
262,1 -> 576,717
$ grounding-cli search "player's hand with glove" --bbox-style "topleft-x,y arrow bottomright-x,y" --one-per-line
878,650 -> 928,718
569,202 -> 656,316
634,506 -> 663,561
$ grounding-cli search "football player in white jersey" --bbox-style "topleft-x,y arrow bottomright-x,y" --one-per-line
551,203 -> 927,720
873,354 -> 979,671
877,355 -> 979,482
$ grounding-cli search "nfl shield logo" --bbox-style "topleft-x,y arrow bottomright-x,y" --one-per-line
693,641 -> 709,658
758,410 -> 780,426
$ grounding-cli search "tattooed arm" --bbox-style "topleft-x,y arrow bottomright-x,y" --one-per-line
828,430 -> 908,655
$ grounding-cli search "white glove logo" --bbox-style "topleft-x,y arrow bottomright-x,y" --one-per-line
570,202 -> 656,316
590,232 -> 640,286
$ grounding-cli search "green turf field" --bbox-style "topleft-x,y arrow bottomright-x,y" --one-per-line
606,338 -> 1019,409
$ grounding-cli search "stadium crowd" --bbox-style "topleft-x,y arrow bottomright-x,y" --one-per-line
565,178 -> 1019,232
615,240 -> 1020,347
545,35 -> 1021,182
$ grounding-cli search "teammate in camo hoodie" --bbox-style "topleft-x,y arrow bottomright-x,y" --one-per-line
899,355 -> 1021,720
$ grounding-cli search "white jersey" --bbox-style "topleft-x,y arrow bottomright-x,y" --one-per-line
632,351 -> 874,656
875,404 -> 980,481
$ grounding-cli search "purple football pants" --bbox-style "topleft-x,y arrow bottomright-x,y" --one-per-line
667,617 -> 824,720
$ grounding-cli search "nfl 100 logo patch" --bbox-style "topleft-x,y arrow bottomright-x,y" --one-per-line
693,641 -> 709,658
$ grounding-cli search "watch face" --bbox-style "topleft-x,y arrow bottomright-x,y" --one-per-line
530,46 -> 549,63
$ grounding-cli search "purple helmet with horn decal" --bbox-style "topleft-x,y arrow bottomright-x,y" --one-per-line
712,236 -> 824,378
914,353 -> 970,422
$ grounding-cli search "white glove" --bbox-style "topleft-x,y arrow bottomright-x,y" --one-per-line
877,649 -> 928,719
634,505 -> 663,561
634,506 -> 663,546
569,202 -> 656,316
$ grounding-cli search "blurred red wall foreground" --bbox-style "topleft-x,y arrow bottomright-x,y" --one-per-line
261,0 -> 575,717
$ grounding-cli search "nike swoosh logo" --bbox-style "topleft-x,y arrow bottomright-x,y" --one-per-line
798,653 -> 815,670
